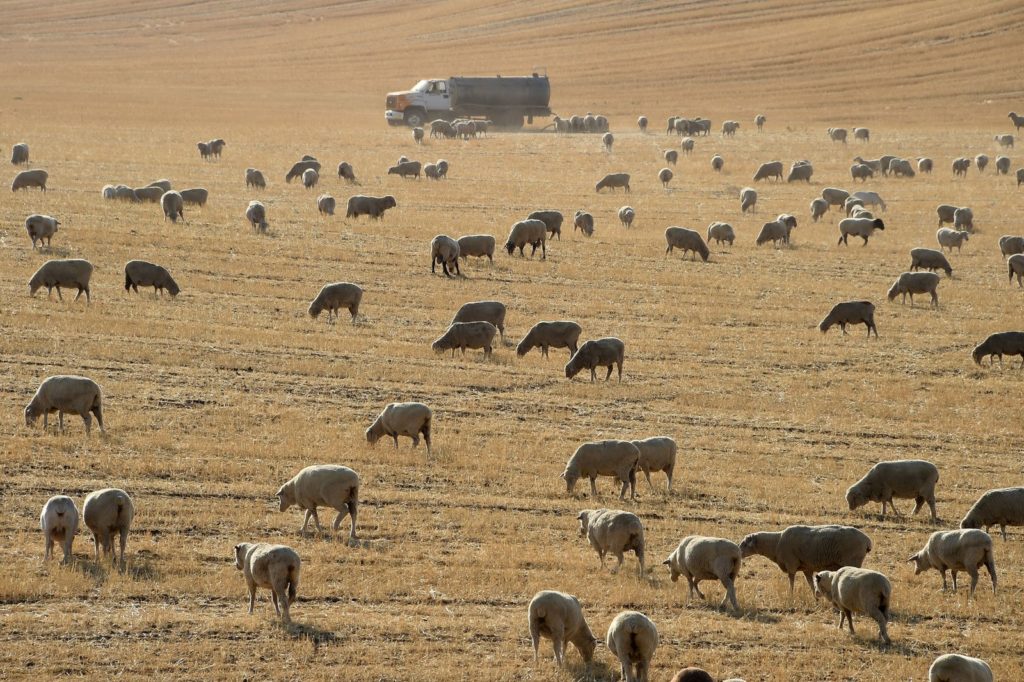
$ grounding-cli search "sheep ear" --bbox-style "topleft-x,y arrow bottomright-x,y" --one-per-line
559,472 -> 566,479
661,559 -> 670,565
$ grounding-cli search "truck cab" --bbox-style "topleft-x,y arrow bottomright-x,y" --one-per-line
386,74 -> 551,129
385,79 -> 451,127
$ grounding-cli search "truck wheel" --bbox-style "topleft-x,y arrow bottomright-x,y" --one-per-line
404,109 -> 426,127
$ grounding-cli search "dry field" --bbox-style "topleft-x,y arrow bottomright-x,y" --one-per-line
2,1 -> 1024,680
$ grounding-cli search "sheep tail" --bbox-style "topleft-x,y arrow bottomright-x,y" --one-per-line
984,548 -> 997,587
124,271 -> 132,291
287,564 -> 299,604
878,591 -> 889,618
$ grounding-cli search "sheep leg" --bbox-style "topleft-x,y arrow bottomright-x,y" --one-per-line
93,405 -> 104,433
300,510 -> 313,534
866,608 -> 890,644
951,571 -> 958,592
589,476 -> 598,497
58,411 -> 65,433
861,236 -> 869,246
310,509 -> 324,532
93,534 -> 100,561
721,577 -> 739,610
967,568 -> 979,598
44,535 -> 53,562
271,589 -> 280,615
605,365 -> 613,381
118,527 -> 128,572
801,571 -> 815,595
62,534 -> 74,564
247,583 -> 256,614
74,286 -> 85,301
392,434 -> 399,449
589,368 -> 596,382
1000,524 -> 1007,541
618,479 -> 628,500
82,412 -> 92,436
843,609 -> 855,633
887,498 -> 901,516
643,469 -> 655,492
55,285 -> 64,300
912,496 -> 925,515
612,552 -> 624,574
692,578 -> 706,600
411,434 -> 420,449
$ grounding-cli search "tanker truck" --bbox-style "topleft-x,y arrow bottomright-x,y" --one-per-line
384,74 -> 551,129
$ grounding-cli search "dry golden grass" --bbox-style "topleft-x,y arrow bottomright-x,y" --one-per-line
2,1 -> 1024,680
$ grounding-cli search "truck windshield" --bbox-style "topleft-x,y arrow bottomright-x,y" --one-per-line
411,80 -> 430,93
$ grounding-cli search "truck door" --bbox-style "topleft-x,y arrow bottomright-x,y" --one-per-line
424,80 -> 451,116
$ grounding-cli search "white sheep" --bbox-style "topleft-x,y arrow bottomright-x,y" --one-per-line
595,173 -> 630,193
711,154 -> 724,172
516,321 -> 581,359
663,535 -> 742,610
29,259 -> 92,302
83,488 -> 134,570
160,190 -> 184,222
317,193 -> 335,216
565,337 -> 625,382
819,301 -> 877,337
11,142 -> 29,165
972,331 -> 1024,367
755,114 -> 766,131
681,137 -> 695,153
451,301 -> 506,341
706,221 -> 735,246
346,195 -> 397,220
132,186 -> 164,203
664,149 -> 678,165
619,205 -> 636,228
561,440 -> 640,500
755,218 -> 793,247
577,508 -> 645,575
637,116 -> 648,132
11,168 -> 48,191
308,282 -> 362,322
125,260 -> 180,297
722,120 -> 740,136
25,214 -> 59,249
631,436 -> 676,491
1018,167 -> 1024,186
954,206 -> 974,232
337,161 -> 357,184
999,235 -> 1024,256
431,234 -> 461,277
952,157 -> 972,176
505,219 -> 546,259
929,654 -> 993,682
827,127 -> 848,144
936,228 -> 969,252
976,154 -> 990,173
739,187 -> 758,213
813,567 -> 891,644
995,133 -> 1014,148
846,459 -> 939,520
918,157 -> 934,173
527,210 -> 563,240
302,168 -> 319,189
821,187 -> 850,208
234,542 -> 301,623
573,210 -> 595,237
887,271 -> 940,307
910,248 -> 952,277
432,321 -> 497,357
786,160 -> 813,183
40,495 -> 79,563
606,611 -> 658,682
838,217 -> 885,246
845,197 -> 865,215
851,190 -> 886,211
665,227 -> 710,261
179,188 -> 208,206
752,161 -> 783,182
245,167 -> 266,189
658,167 -> 673,188
528,591 -> 598,666
810,198 -> 829,222
602,132 -> 614,152
995,155 -> 1011,174
25,375 -> 104,435
908,529 -> 996,598
366,402 -> 432,453
853,127 -> 870,142
457,234 -> 496,263
960,487 -> 1024,539
276,465 -> 360,542
739,525 -> 872,597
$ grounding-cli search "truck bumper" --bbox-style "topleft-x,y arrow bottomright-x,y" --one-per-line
385,110 -> 405,126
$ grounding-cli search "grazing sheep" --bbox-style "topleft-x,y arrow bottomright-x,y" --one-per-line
160,190 -> 185,222
755,113 -> 766,131
301,168 -> 319,189
853,127 -> 870,142
573,210 -> 595,237
664,536 -> 742,610
233,542 -> 300,624
936,204 -> 959,227
430,234 -> 461,277
596,172 -> 631,193
976,154 -> 990,173
665,227 -> 710,261
245,200 -> 268,232
909,529 -> 996,597
11,142 -> 29,165
430,119 -> 456,139
25,375 -> 104,435
1008,254 -> 1024,287
887,271 -> 940,307
838,217 -> 885,246
528,591 -> 598,666
995,134 -> 1014,148
28,259 -> 93,302
245,168 -> 266,189
124,260 -> 180,297
664,149 -> 678,165
813,567 -> 891,644
952,157 -> 971,176
850,163 -> 874,182
740,525 -> 872,597
850,207 -> 874,220
433,159 -> 449,179
929,654 -> 993,682
999,234 -> 1024,256
108,184 -> 135,201
578,509 -> 645,575
845,198 -> 864,216
786,160 -> 813,183
336,161 -> 357,184
681,137 -> 695,154
954,207 -> 974,232
711,154 -> 724,172
285,159 -> 321,183
197,141 -> 211,159
722,120 -> 740,136
40,495 -> 79,563
131,186 -> 163,202
179,187 -> 208,206
810,198 -> 829,222
457,234 -> 496,263
828,127 -> 848,144
528,210 -> 564,240
631,436 -> 676,492
276,464 -> 359,541
740,187 -> 758,213
208,138 -> 225,157
308,282 -> 362,322
936,228 -> 969,253
1011,112 -> 1024,130
432,321 -> 497,357
1018,167 -> 1024,185
346,195 -> 396,220
388,160 -> 422,179
144,179 -> 171,192
83,488 -> 134,570
756,217 -> 796,247
851,190 -> 886,211
12,168 -> 48,191
562,440 -> 638,500
24,214 -> 59,249
317,194 -> 336,216
452,300 -> 505,340
910,248 -> 953,277
753,160 -> 783,182
972,331 -> 1024,367
819,301 -> 877,337
846,460 -> 939,520
961,487 -> 1024,539
505,219 -> 547,259
637,116 -> 648,132
412,126 -> 424,144
619,206 -> 636,228
706,221 -> 735,246
821,187 -> 850,208
995,156 -> 1011,174
424,163 -> 440,180
366,402 -> 432,453
658,167 -> 673,188
606,611 -> 658,682
602,132 -> 614,152
517,321 -> 582,359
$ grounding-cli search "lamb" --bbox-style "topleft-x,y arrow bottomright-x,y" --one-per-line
1007,254 -> 1024,287
28,259 -> 93,302
517,321 -> 582,359
431,321 -> 497,357
936,228 -> 969,253
975,154 -> 990,173
810,198 -> 829,222
740,187 -> 758,213
631,436 -> 676,491
918,157 -> 934,173
25,214 -> 59,249
846,459 -> 939,520
602,132 -> 614,152
972,331 -> 1024,367
818,301 -> 877,337
561,440 -> 639,499
505,219 -> 547,259
528,210 -> 564,240
285,159 -> 321,182
999,235 -> 1024,256
821,187 -> 850,208
12,168 -> 48,191
755,113 -> 766,131
245,168 -> 266,189
606,611 -> 658,682
853,127 -> 870,142
308,282 -> 362,322
753,161 -> 783,182
995,134 -> 1014,148
928,654 -> 993,682
851,190 -> 886,211
838,217 -> 885,246
245,200 -> 268,232
954,207 -> 974,232
756,218 -> 795,247
706,221 -> 735,246
850,163 -> 873,182
637,116 -> 648,132
527,591 -> 599,666
663,535 -> 742,610
276,464 -> 360,542
619,206 -> 636,228
596,172 -> 631,193
739,524 -> 872,597
412,126 -> 424,144
83,488 -> 134,570
909,529 -> 996,597
827,127 -> 848,144
952,157 -> 971,176
786,160 -> 813,183
301,168 -> 319,189
452,300 -> 506,340
431,234 -> 461,276
910,248 -> 953,277
573,210 -> 595,236
125,260 -> 180,297
813,567 -> 891,644
179,188 -> 208,206
317,194 -> 336,216
995,156 -> 1011,174
457,234 -> 496,263
665,227 -> 710,261
346,195 -> 396,220
11,142 -> 29,165
887,272 -> 940,307
160,190 -> 185,223
960,487 -> 1024,539
233,543 -> 301,624
681,137 -> 695,153
337,161 -> 357,184
40,495 -> 79,563
25,375 -> 104,435
657,167 -> 673,188
577,508 -> 645,574
664,149 -> 679,165
1011,112 -> 1024,130
366,402 -> 432,453
711,154 -> 724,172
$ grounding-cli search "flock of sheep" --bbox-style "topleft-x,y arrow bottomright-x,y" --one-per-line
11,106 -> 1024,681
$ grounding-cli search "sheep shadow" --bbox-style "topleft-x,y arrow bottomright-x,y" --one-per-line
37,245 -> 72,257
282,621 -> 339,650
567,658 -> 614,681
